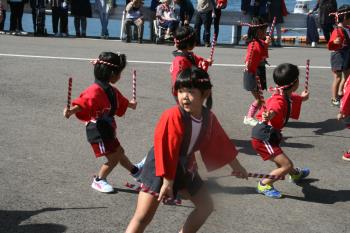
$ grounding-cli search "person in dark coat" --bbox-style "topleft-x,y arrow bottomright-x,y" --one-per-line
309,0 -> 337,42
267,0 -> 288,47
71,0 -> 92,37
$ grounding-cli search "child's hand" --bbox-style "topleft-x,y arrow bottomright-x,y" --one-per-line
301,90 -> 309,101
206,58 -> 213,66
334,37 -> 341,45
63,107 -> 74,119
229,159 -> 248,179
337,113 -> 345,120
262,110 -> 274,122
158,178 -> 174,202
265,36 -> 271,44
128,99 -> 137,110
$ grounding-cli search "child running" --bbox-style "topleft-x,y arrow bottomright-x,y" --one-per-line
63,52 -> 143,193
338,76 -> 350,161
243,16 -> 271,126
125,67 -> 248,233
327,4 -> 350,107
251,63 -> 310,198
170,25 -> 212,98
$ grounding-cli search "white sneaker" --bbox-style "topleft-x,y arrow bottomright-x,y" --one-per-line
91,177 -> 114,193
19,31 -> 28,35
311,42 -> 316,47
131,157 -> 146,182
243,116 -> 258,126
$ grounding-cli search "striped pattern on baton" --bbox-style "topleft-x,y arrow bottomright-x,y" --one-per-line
305,59 -> 310,92
125,182 -> 182,205
209,33 -> 217,62
232,171 -> 285,180
268,16 -> 277,39
132,69 -> 136,101
67,77 -> 72,109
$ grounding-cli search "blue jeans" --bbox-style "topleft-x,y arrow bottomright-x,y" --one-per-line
99,12 -> 109,36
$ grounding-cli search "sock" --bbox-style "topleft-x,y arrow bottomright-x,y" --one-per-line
131,166 -> 139,175
95,176 -> 101,181
259,181 -> 266,186
247,102 -> 259,118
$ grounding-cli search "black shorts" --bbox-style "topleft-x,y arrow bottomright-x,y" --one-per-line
243,62 -> 267,91
139,147 -> 203,197
331,47 -> 350,72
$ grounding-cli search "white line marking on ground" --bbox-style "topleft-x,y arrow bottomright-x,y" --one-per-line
0,53 -> 331,69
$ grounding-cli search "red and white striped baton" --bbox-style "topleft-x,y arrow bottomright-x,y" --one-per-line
209,33 -> 217,62
132,69 -> 136,101
305,59 -> 310,91
268,16 -> 277,39
67,77 -> 72,109
232,171 -> 285,180
125,182 -> 182,205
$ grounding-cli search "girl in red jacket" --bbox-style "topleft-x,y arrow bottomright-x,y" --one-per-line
63,52 -> 142,193
125,67 -> 247,233
243,16 -> 271,126
327,5 -> 350,106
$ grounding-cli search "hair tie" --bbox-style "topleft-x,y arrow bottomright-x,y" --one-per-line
90,59 -> 119,68
268,79 -> 298,95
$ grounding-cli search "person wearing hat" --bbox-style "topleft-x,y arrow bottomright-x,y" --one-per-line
156,0 -> 179,39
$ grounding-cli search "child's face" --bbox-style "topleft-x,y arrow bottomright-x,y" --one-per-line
110,72 -> 121,84
177,87 -> 206,117
257,27 -> 267,39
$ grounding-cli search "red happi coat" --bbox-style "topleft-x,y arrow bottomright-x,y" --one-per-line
72,83 -> 129,129
328,26 -> 350,51
256,93 -> 303,130
245,39 -> 269,74
154,106 -> 238,180
341,77 -> 350,117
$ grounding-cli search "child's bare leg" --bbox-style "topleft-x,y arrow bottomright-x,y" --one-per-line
178,185 -> 214,233
98,149 -> 121,179
332,71 -> 342,100
125,191 -> 160,233
339,70 -> 350,96
116,146 -> 136,172
246,91 -> 263,118
261,153 -> 293,186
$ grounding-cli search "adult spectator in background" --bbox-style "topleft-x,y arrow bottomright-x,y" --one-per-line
212,0 -> 227,38
0,0 -> 6,34
267,0 -> 288,47
124,0 -> 144,43
309,0 -> 337,43
71,0 -> 92,37
8,0 -> 27,35
30,0 -> 46,35
156,0 -> 179,40
195,0 -> 213,47
50,0 -> 69,37
95,0 -> 114,39
174,0 -> 194,26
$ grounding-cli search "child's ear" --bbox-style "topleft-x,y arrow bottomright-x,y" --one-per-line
203,90 -> 211,99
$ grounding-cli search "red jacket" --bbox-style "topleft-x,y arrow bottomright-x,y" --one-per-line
154,106 -> 238,179
341,77 -> 350,116
256,93 -> 303,130
72,83 -> 129,129
328,26 -> 350,51
245,40 -> 269,74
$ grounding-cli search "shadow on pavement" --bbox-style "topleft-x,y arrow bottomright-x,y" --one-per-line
0,207 -> 107,233
286,119 -> 346,135
231,139 -> 257,156
284,179 -> 350,204
206,178 -> 256,195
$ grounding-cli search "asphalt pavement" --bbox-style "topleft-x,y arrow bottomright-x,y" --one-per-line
0,35 -> 349,233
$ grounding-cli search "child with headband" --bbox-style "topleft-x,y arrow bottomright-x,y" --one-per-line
63,52 -> 143,193
243,16 -> 271,127
328,4 -> 350,107
170,25 -> 212,99
125,67 -> 247,233
251,63 -> 310,198
338,77 -> 350,161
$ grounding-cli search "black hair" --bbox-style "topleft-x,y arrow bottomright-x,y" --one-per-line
174,67 -> 213,109
273,63 -> 299,88
174,25 -> 196,50
338,5 -> 350,22
247,16 -> 268,44
94,52 -> 127,82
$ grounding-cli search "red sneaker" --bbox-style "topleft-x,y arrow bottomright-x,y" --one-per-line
342,151 -> 350,161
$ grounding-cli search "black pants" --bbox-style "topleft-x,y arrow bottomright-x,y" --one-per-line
0,9 -> 6,30
9,2 -> 24,31
194,11 -> 212,45
213,8 -> 221,36
321,23 -> 334,43
74,16 -> 87,35
52,7 -> 68,34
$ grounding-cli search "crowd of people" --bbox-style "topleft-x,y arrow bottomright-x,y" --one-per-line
60,2 -> 350,231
